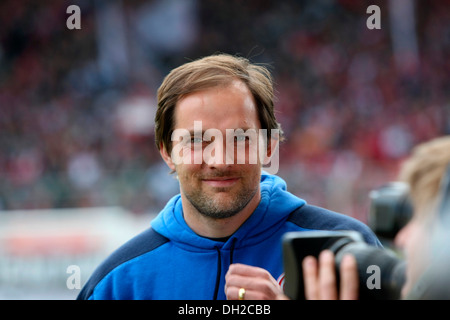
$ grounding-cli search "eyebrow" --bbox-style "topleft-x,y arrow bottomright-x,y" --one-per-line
185,127 -> 257,135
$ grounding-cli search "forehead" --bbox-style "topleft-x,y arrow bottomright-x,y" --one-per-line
174,80 -> 260,131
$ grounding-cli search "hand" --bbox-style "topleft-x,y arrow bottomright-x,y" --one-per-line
302,250 -> 359,300
225,263 -> 284,300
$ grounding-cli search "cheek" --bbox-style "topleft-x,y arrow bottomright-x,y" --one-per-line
403,223 -> 425,256
171,145 -> 202,166
404,222 -> 432,281
176,163 -> 201,178
241,164 -> 262,185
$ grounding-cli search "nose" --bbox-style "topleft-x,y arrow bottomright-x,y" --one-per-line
204,139 -> 234,168
394,221 -> 412,249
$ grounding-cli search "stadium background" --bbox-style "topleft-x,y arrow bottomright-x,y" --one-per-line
0,0 -> 449,299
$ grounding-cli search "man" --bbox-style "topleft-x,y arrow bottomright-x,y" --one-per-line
77,53 -> 380,300
301,136 -> 450,299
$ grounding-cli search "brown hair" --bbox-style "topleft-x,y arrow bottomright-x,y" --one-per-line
399,136 -> 450,218
154,53 -> 283,153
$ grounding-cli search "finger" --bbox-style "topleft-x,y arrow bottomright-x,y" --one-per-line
276,293 -> 290,300
226,264 -> 278,289
225,273 -> 259,290
318,250 -> 338,300
225,286 -> 268,300
225,286 -> 241,300
339,254 -> 359,300
225,274 -> 281,299
226,286 -> 254,300
226,263 -> 272,280
302,255 -> 319,300
225,264 -> 282,299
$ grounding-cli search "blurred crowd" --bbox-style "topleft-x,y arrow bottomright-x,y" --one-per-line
1,0 -> 449,221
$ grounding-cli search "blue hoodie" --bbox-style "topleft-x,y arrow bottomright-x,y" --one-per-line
78,173 -> 380,300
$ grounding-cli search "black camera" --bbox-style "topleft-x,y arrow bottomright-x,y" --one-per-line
368,182 -> 413,241
282,230 -> 406,300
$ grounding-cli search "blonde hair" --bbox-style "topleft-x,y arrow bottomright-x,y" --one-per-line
154,53 -> 283,153
399,136 -> 450,218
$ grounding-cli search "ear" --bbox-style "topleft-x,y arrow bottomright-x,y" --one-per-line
261,136 -> 280,175
263,137 -> 279,163
159,142 -> 176,172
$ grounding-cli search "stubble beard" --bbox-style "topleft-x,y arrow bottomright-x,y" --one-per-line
182,179 -> 259,220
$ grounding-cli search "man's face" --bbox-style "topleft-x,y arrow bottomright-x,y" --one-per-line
161,80 -> 264,219
395,216 -> 432,298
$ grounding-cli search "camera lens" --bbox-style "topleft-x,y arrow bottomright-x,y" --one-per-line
333,241 -> 406,299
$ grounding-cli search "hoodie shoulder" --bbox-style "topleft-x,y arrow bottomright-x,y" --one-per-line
288,204 -> 381,247
77,227 -> 169,300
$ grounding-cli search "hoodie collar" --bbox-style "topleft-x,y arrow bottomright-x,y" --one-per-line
151,173 -> 306,251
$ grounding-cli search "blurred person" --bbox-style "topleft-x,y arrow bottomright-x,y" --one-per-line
300,135 -> 450,300
77,53 -> 380,300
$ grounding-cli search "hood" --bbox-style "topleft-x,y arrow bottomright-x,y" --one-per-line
150,172 -> 306,251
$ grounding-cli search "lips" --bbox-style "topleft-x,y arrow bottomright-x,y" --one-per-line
202,177 -> 240,187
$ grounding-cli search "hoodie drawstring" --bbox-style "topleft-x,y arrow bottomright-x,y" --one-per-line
213,247 -> 221,300
213,238 -> 238,300
229,237 -> 237,265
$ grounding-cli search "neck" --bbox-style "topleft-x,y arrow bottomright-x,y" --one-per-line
181,192 -> 261,239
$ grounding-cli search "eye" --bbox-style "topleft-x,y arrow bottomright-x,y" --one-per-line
234,135 -> 249,143
191,136 -> 203,144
